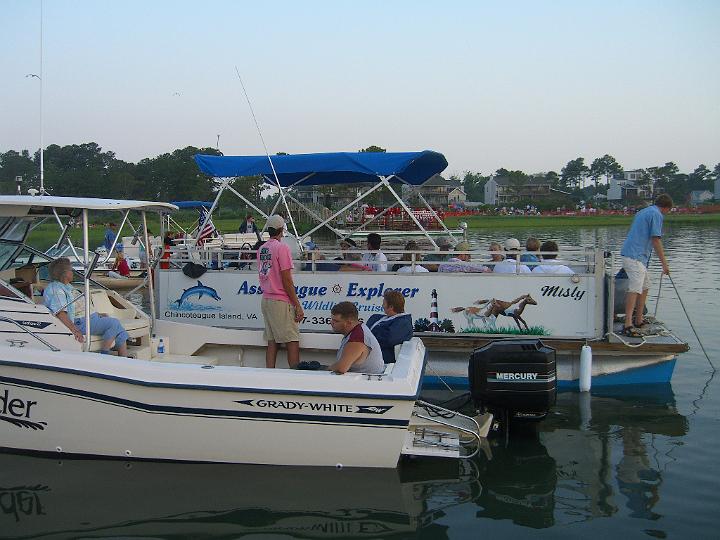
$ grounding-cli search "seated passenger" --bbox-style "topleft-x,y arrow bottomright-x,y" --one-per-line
422,237 -> 452,271
328,301 -> 385,374
493,238 -> 532,273
438,241 -> 490,272
366,290 -> 414,363
302,240 -> 335,271
109,249 -> 131,278
483,241 -> 504,271
520,237 -> 540,268
392,240 -> 429,273
160,232 -> 173,270
336,237 -> 371,272
44,257 -> 130,356
361,233 -> 388,271
532,240 -> 574,274
338,238 -> 360,260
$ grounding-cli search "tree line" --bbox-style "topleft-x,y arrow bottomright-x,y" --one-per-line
0,143 -> 269,212
455,155 -> 720,205
1,144 -> 718,210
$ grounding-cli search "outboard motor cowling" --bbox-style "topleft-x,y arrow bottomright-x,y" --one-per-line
469,339 -> 556,421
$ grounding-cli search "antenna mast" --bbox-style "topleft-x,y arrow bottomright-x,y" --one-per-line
39,0 -> 45,194
234,66 -> 301,246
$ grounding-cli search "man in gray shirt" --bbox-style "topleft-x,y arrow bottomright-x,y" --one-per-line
328,302 -> 385,374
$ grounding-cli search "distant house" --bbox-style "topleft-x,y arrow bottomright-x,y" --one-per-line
483,175 -> 552,205
607,170 -> 652,201
416,174 -> 462,209
715,178 -> 720,200
448,186 -> 467,205
689,190 -> 713,206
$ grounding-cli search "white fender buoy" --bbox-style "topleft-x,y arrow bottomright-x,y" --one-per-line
579,344 -> 592,392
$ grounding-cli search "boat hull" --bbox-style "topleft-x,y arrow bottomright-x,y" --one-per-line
91,275 -> 146,290
421,337 -> 682,389
0,350 -> 417,468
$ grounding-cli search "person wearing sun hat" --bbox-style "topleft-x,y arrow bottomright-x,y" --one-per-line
257,214 -> 304,368
492,238 -> 532,273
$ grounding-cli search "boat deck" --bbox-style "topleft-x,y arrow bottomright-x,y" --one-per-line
419,323 -> 688,356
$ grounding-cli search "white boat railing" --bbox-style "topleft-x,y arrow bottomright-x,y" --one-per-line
164,247 -> 599,275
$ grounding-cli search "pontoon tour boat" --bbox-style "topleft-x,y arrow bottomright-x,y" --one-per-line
156,150 -> 688,390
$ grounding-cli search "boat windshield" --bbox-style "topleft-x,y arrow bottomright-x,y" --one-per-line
0,218 -> 34,270
0,239 -> 55,273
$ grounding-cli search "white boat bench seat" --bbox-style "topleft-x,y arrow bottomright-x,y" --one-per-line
90,290 -> 139,318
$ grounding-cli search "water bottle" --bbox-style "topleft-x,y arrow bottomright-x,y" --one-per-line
157,338 -> 165,355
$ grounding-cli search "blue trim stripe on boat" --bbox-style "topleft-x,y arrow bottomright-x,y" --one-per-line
0,376 -> 410,428
0,359 -> 420,401
421,359 -> 677,391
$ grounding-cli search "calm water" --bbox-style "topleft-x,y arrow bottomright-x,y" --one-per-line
2,224 -> 719,539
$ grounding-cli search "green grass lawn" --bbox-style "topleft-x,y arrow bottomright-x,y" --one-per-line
444,213 -> 720,229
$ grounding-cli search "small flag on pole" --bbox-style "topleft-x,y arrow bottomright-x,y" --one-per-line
196,208 -> 216,246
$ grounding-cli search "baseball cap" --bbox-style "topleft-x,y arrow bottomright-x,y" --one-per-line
266,215 -> 285,230
504,238 -> 521,251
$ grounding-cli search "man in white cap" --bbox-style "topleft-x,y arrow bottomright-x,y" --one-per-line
257,215 -> 304,368
492,238 -> 532,273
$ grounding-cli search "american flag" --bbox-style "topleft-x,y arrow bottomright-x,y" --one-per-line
196,208 -> 216,246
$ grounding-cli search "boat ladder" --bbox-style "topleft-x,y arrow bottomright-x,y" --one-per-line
402,400 -> 492,460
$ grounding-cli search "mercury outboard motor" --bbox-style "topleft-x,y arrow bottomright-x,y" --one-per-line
469,339 -> 556,423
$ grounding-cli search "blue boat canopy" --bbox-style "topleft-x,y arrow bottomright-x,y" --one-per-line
171,201 -> 215,209
194,151 -> 448,187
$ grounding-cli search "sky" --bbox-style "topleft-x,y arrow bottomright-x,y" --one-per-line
1,0 -> 718,178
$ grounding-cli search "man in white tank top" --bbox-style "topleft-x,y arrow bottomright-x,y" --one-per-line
328,301 -> 385,374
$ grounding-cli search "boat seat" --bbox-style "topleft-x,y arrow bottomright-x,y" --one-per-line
383,362 -> 395,375
89,291 -> 149,334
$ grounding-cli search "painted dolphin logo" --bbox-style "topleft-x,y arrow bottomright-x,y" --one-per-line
175,281 -> 222,306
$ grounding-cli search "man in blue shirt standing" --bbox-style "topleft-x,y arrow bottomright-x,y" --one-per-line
620,194 -> 673,335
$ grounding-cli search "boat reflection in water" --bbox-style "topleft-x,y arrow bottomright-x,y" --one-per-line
0,454 -> 481,539
470,383 -> 687,529
0,384 -> 688,536
539,383 -> 688,525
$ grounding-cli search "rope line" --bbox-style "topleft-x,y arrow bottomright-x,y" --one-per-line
667,275 -> 715,372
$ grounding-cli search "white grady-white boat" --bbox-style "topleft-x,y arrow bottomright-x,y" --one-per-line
0,195 -> 492,467
157,150 -> 688,390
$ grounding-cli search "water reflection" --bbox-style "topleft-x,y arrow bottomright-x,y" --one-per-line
0,455 -> 479,539
475,436 -> 557,528
540,385 -> 687,526
0,387 -> 687,537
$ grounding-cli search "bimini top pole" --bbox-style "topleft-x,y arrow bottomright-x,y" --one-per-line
81,209 -> 91,352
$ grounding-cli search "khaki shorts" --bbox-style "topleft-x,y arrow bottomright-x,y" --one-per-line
622,257 -> 650,294
261,298 -> 300,343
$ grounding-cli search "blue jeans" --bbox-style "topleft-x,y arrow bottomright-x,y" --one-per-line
75,313 -> 129,348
